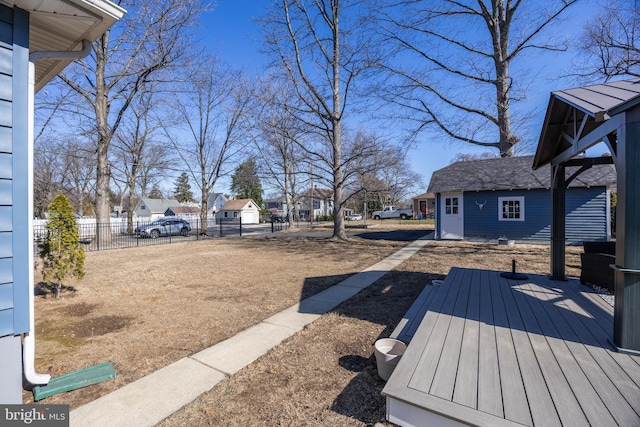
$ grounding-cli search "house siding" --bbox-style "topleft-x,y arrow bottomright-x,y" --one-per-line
0,5 -> 30,338
461,187 -> 609,245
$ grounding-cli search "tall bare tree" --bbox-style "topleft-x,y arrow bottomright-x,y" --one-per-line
375,0 -> 579,157
580,0 -> 640,79
33,138 -> 65,218
59,139 -> 96,217
166,57 -> 252,235
263,0 -> 375,240
57,0 -> 206,246
111,81 -> 173,232
252,78 -> 310,225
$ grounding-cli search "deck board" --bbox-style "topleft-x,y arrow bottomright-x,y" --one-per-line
382,267 -> 640,427
453,268 -> 480,408
476,269 -> 503,418
527,275 -> 638,425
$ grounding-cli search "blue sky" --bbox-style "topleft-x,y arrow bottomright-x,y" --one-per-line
200,0 -> 607,193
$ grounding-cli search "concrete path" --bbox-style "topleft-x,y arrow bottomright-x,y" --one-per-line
70,233 -> 434,427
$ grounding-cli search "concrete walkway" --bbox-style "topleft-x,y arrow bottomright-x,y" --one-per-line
70,233 -> 434,426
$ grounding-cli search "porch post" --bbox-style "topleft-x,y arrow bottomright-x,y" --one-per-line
612,106 -> 640,354
550,163 -> 566,280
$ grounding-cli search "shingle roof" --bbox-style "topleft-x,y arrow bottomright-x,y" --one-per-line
166,206 -> 200,214
141,198 -> 180,213
219,199 -> 258,211
427,155 -> 616,193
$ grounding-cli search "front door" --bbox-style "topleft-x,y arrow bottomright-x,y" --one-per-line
440,193 -> 463,239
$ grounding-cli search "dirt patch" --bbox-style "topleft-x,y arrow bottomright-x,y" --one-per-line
26,224 -> 582,426
63,302 -> 98,317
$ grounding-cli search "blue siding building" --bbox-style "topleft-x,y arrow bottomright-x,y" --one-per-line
428,156 -> 615,245
0,0 -> 124,403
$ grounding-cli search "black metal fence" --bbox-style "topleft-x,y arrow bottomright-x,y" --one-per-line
34,217 -> 287,252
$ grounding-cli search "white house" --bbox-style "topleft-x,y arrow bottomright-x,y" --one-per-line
207,192 -> 229,215
133,198 -> 180,220
215,199 -> 260,224
299,188 -> 334,220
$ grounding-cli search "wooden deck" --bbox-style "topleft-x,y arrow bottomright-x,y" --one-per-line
382,267 -> 640,427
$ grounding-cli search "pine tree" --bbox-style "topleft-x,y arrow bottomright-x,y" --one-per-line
173,172 -> 194,203
148,183 -> 164,199
231,158 -> 263,207
39,194 -> 85,297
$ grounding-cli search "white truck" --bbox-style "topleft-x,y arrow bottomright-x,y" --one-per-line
371,206 -> 413,220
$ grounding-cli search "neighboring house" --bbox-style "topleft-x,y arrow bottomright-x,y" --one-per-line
263,197 -> 291,218
427,155 -> 616,244
164,205 -> 201,220
299,188 -> 334,220
216,199 -> 260,224
206,192 -> 229,215
412,192 -> 436,219
133,198 -> 180,220
0,0 -> 125,403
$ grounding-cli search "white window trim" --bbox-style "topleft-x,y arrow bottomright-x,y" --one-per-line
498,196 -> 525,222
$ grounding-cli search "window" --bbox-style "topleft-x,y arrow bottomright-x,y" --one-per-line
224,212 -> 228,218
498,197 -> 524,221
445,197 -> 459,215
233,211 -> 238,218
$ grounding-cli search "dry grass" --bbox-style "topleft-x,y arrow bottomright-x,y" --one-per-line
27,224 -> 582,426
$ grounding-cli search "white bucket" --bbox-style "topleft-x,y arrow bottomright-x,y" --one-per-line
374,338 -> 407,381
432,279 -> 444,286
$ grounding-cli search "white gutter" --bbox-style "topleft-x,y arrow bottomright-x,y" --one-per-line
23,61 -> 50,385
29,39 -> 92,62
23,41 -> 92,385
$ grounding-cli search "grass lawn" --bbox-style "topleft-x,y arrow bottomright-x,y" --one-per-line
28,224 -> 581,426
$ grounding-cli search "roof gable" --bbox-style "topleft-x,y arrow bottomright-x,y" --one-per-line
428,155 -> 616,193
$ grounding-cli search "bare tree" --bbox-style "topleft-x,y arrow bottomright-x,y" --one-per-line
346,140 -> 423,213
165,58 -> 252,235
59,139 -> 96,216
262,0 -> 376,240
56,0 -> 206,246
580,1 -> 640,79
33,138 -> 64,218
375,0 -> 579,157
111,81 -> 173,232
252,78 -> 310,225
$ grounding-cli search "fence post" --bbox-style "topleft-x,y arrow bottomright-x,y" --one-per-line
220,219 -> 223,237
239,217 -> 242,236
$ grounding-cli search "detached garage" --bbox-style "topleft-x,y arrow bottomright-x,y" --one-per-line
427,155 -> 616,244
215,199 -> 260,224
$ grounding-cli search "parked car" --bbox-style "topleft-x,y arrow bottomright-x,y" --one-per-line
135,218 -> 191,238
371,206 -> 413,220
346,214 -> 363,221
270,214 -> 286,223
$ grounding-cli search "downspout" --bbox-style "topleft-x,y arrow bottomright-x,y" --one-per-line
23,40 -> 91,386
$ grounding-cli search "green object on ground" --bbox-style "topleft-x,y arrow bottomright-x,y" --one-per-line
33,362 -> 116,401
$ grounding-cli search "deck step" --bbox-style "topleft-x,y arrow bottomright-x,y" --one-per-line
391,283 -> 440,343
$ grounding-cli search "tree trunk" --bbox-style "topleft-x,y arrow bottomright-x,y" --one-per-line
94,34 -> 112,246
